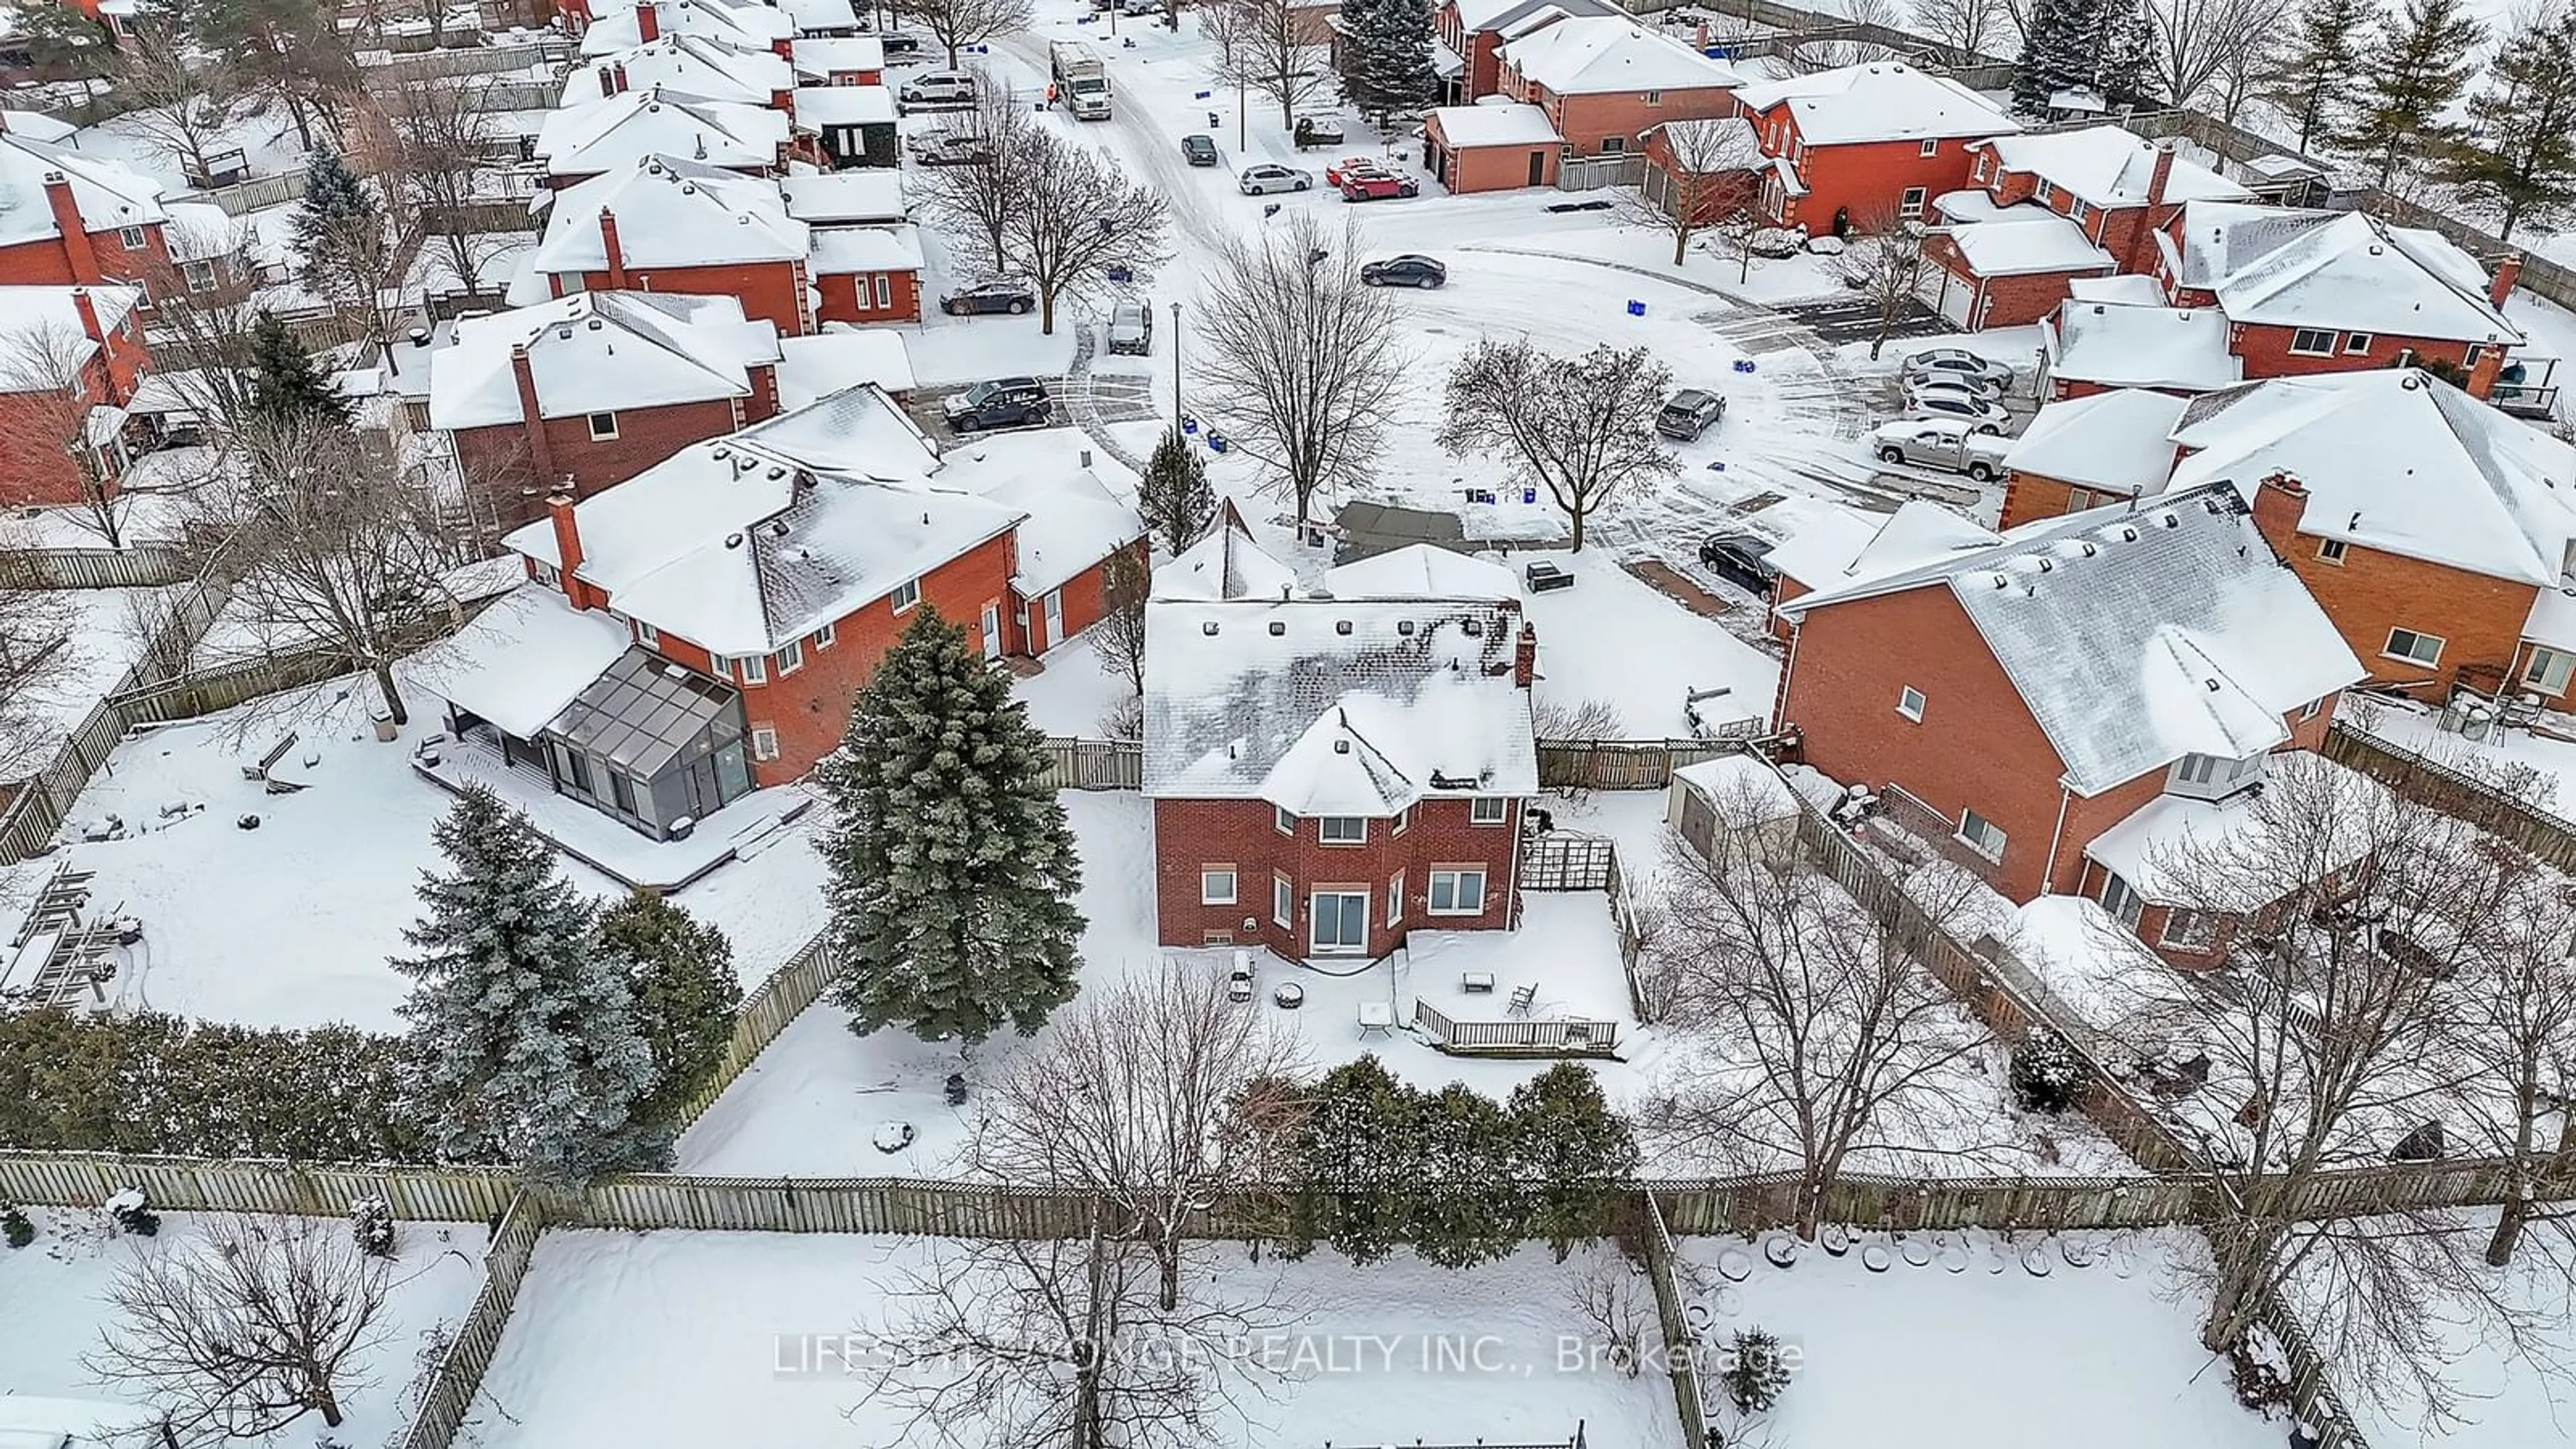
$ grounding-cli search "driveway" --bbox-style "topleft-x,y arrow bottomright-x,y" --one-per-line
1775,295 -> 1956,347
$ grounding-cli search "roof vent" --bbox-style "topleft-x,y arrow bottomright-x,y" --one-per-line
2160,512 -> 2180,528
2037,557 -> 2053,572
2206,678 -> 2221,692
2400,373 -> 2421,389
769,466 -> 787,479
1398,620 -> 1417,635
1336,620 -> 1353,635
586,317 -> 604,329
2201,497 -> 2222,514
1203,621 -> 1220,635
1333,739 -> 1350,753
1462,619 -> 1483,635
1269,621 -> 1286,635
724,531 -> 745,548
711,445 -> 731,459
2368,243 -> 2382,255
2121,526 -> 2138,541
1991,572 -> 2009,589
557,325 -> 574,339
2080,541 -> 2097,557
769,519 -> 789,537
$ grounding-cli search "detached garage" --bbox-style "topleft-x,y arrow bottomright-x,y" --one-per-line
1424,102 -> 1562,193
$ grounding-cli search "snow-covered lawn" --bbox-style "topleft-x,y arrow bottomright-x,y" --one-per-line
468,1229 -> 1674,1449
1676,1228 -> 2277,1449
0,1207 -> 486,1449
1,585 -> 179,773
1010,631 -> 1136,736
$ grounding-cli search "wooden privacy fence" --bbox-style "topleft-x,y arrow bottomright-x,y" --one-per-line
1031,737 -> 1758,794
2323,722 -> 2576,872
674,930 -> 846,1126
1039,735 -> 1142,790
111,649 -> 369,727
0,1150 -> 522,1221
1635,1193 -> 1709,1449
0,545 -> 194,590
201,170 -> 307,216
362,39 -> 576,80
396,1193 -> 541,1449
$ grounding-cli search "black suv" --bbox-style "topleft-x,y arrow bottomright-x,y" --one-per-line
1181,133 -> 1220,166
940,280 -> 1036,316
944,377 -> 1051,432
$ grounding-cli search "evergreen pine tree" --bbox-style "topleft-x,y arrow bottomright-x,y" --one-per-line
818,608 -> 1086,1045
1137,427 -> 1217,557
2261,0 -> 2383,151
294,145 -> 374,252
1405,1083 -> 1523,1269
2341,0 -> 2485,186
1721,1328 -> 1793,1415
2444,9 -> 2576,239
2014,0 -> 2102,115
597,892 -> 744,1128
2012,0 -> 2067,115
1506,1064 -> 1639,1262
1281,1055 -> 1423,1266
394,788 -> 669,1181
1337,0 -> 1386,109
247,313 -> 352,429
1356,0 -> 1440,118
2092,0 -> 2153,107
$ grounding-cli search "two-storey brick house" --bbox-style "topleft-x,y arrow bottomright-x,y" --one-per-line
1491,17 -> 1742,160
562,34 -> 796,111
0,129 -> 172,296
0,284 -> 149,509
532,85 -> 790,187
1731,61 -> 2020,233
523,155 -> 814,335
1433,0 -> 1621,102
570,0 -> 793,54
2037,277 -> 2243,399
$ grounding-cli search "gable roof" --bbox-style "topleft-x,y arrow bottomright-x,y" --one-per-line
2043,297 -> 2242,393
1142,597 -> 1539,810
2165,368 -> 2576,585
1450,0 -> 1619,34
0,133 -> 166,249
1499,16 -> 1741,96
775,329 -> 915,409
2167,201 -> 2521,345
0,283 -> 144,368
1326,542 -> 1519,599
1426,102 -> 1563,149
1782,482 -> 2364,794
561,35 -> 792,108
577,0 -> 791,56
428,290 -> 780,430
792,35 -> 887,80
1732,61 -> 2021,146
1974,126 -> 2249,209
533,87 -> 788,177
1943,206 -> 2114,276
1762,497 -> 1999,589
2003,387 -> 2190,496
533,154 -> 806,271
1155,503 -> 1300,601
777,168 -> 906,226
941,429 -> 1146,598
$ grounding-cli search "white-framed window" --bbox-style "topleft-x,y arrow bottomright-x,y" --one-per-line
1642,89 -> 1662,105
1275,805 -> 1295,835
751,726 -> 780,761
775,638 -> 804,676
1273,873 -> 1292,928
813,621 -> 837,649
2466,343 -> 2487,369
1957,808 -> 2006,863
2068,198 -> 2090,225
586,411 -> 619,440
1974,153 -> 1990,181
2300,696 -> 2324,721
2161,907 -> 2217,950
2101,871 -> 2143,928
2169,751 -> 2267,800
2343,332 -> 2373,355
1897,685 -> 1926,722
1900,185 -> 1927,217
1201,867 -> 1237,905
533,561 -> 560,586
184,260 -> 216,292
1428,867 -> 1487,916
890,578 -> 922,613
2385,627 -> 2445,666
1392,805 -> 1410,836
1388,870 -> 1404,926
2527,645 -> 2576,696
737,653 -> 768,685
1599,136 -> 1626,156
1319,816 -> 1366,845
1919,138 -> 1938,158
2288,327 -> 2337,356
873,274 -> 891,309
118,225 -> 146,250
634,618 -> 659,647
2316,537 -> 2348,564
1471,796 -> 1507,825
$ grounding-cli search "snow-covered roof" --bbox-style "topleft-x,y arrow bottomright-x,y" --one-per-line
1142,596 -> 1539,810
1426,102 -> 1562,149
0,110 -> 75,144
533,86 -> 788,178
1327,542 -> 1519,599
0,133 -> 166,248
1766,498 -> 1999,590
1449,0 -> 1619,35
2084,750 -> 2381,899
561,34 -> 792,108
1931,187 -> 2005,225
1782,482 -> 2366,795
0,284 -> 143,364
532,154 -> 806,272
2003,388 -> 2188,496
1973,127 -> 2250,210
1732,61 -> 2021,146
2068,273 -> 2169,306
2169,201 -> 2521,345
1154,504 -> 1299,601
943,429 -> 1144,598
1644,115 -> 1760,166
730,381 -> 938,482
775,328 -> 914,409
770,0 -> 859,34
777,168 -> 904,225
429,290 -> 780,430
1672,752 -> 1799,819
2043,299 -> 2241,392
162,201 -> 241,262
791,35 -> 885,80
1499,17 -> 1741,97
792,84 -> 896,127
2165,368 -> 2576,586
417,582 -> 637,738
578,0 -> 791,56
503,428 -> 1018,655
2528,586 -> 2576,651
1942,207 -> 2114,276
808,222 -> 923,274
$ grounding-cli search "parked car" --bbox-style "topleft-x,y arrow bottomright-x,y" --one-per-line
878,31 -> 926,62
1106,299 -> 1154,356
1901,346 -> 2015,391
1181,133 -> 1220,166
914,131 -> 994,167
1324,156 -> 1382,186
1340,172 -> 1418,201
897,70 -> 977,109
1120,0 -> 1160,14
1656,388 -> 1726,441
1292,115 -> 1346,149
1238,162 -> 1313,195
1868,417 -> 2012,480
1697,533 -> 1778,594
1360,254 -> 1446,288
944,377 -> 1051,432
939,280 -> 1035,316
1902,386 -> 2013,434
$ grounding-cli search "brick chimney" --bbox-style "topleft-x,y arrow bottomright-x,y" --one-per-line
511,343 -> 558,485
2468,343 -> 2505,400
547,492 -> 587,605
597,207 -> 628,288
2143,139 -> 2178,210
69,286 -> 104,343
634,0 -> 658,41
2489,252 -> 2522,310
2248,472 -> 2307,558
1513,621 -> 1538,688
44,172 -> 102,285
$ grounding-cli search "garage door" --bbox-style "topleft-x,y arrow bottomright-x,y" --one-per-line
1919,268 -> 1976,329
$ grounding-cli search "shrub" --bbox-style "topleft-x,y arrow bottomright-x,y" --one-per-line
2,1203 -> 33,1248
1720,1326 -> 1792,1415
2008,1029 -> 2087,1115
350,1196 -> 396,1258
107,1187 -> 160,1237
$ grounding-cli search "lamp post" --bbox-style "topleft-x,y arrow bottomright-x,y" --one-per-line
1170,300 -> 1183,435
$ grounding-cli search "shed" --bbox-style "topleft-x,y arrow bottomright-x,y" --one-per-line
1667,753 -> 1801,865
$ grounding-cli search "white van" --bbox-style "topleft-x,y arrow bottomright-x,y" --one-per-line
897,70 -> 977,110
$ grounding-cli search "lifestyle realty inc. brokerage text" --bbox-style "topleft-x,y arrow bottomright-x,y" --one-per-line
775,1331 -> 1805,1378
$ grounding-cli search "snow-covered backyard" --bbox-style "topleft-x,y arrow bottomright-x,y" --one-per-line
0,586 -> 175,772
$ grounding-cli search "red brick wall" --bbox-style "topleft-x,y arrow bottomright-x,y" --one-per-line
2226,323 -> 2481,384
1922,232 -> 2111,328
1757,118 -> 1992,231
0,314 -> 148,508
454,395 -> 747,529
0,224 -> 170,291
1527,83 -> 1737,158
1151,795 -> 1523,954
1432,134 -> 1557,192
1015,539 -> 1144,655
814,267 -> 922,325
1996,469 -> 2149,531
551,260 -> 810,335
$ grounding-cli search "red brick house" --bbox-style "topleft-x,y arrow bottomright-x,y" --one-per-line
1773,480 -> 2361,919
562,34 -> 796,111
1434,0 -> 1622,102
1142,576 -> 1540,958
525,155 -> 814,335
1921,128 -> 2248,329
1640,116 -> 1762,226
1994,386 -> 2189,525
1731,61 -> 2019,232
0,129 -> 172,295
791,35 -> 885,86
0,284 -> 148,509
2153,202 -> 2524,397
2038,279 -> 2241,398
429,290 -> 785,527
532,85 -> 791,187
1422,102 -> 1565,193
2158,368 -> 2576,707
1493,16 -> 1742,162
570,0 -> 794,54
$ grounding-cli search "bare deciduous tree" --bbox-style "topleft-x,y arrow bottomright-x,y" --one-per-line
1,316 -> 131,550
913,79 -> 1040,277
1091,547 -> 1149,697
353,76 -> 521,299
1788,0 -> 1908,68
109,30 -> 243,188
2142,0 -> 2296,109
1438,338 -> 1676,552
900,0 -> 1035,66
1913,0 -> 2017,57
130,219 -> 270,442
0,584 -> 74,781
1203,0 -> 1332,129
1010,127 -> 1169,336
2453,864 -> 2576,1265
1640,775 -> 2000,1236
1622,117 -> 1764,267
1827,207 -> 1929,361
967,958 -> 1307,1309
1194,213 -> 1409,528
1564,1256 -> 1650,1380
85,1213 -> 394,1439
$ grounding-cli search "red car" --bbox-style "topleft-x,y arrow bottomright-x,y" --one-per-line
1340,172 -> 1419,201
1323,155 -> 1382,186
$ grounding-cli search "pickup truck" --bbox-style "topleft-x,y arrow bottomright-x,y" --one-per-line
1868,417 -> 2013,480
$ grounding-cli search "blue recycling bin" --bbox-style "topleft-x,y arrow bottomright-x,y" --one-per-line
1181,418 -> 1199,435
1707,460 -> 1726,472
1193,90 -> 1212,100
1626,300 -> 1646,317
1522,488 -> 1536,504
1208,433 -> 1230,453
1107,264 -> 1132,282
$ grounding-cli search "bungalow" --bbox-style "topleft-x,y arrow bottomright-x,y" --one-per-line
1774,480 -> 2361,916
777,168 -> 906,227
792,83 -> 898,168
1731,61 -> 2020,233
1434,0 -> 1623,103
561,34 -> 795,111
521,155 -> 813,335
531,85 -> 792,186
810,225 -> 924,325
2039,280 -> 2242,398
791,35 -> 885,86
0,284 -> 148,509
1494,16 -> 1741,164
